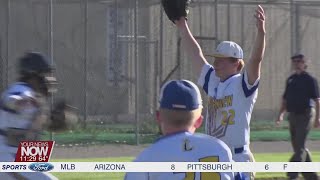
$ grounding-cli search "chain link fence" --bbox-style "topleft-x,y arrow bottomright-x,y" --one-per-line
0,0 -> 320,145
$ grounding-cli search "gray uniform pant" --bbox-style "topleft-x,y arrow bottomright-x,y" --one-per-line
287,108 -> 318,180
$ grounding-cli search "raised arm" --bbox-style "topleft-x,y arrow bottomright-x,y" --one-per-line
175,18 -> 208,76
246,5 -> 266,85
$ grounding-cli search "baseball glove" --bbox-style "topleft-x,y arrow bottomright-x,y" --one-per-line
47,99 -> 78,132
161,0 -> 191,23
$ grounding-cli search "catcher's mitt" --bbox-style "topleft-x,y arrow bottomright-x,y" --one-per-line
161,0 -> 191,23
47,99 -> 78,132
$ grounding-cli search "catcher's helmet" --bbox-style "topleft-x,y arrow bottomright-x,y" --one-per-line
19,52 -> 52,75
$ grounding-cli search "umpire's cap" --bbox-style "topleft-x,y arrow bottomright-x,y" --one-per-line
159,80 -> 203,110
19,52 -> 53,75
291,53 -> 305,60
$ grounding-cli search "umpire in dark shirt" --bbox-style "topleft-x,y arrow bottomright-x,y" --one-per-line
276,53 -> 320,180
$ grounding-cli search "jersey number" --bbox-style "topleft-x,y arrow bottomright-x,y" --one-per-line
184,156 -> 220,180
221,109 -> 235,125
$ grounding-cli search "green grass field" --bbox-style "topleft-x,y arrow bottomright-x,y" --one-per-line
44,129 -> 320,145
41,120 -> 320,145
51,152 -> 320,180
43,129 -> 320,145
45,121 -> 319,179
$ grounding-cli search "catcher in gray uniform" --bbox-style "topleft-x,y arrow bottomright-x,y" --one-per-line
0,52 -> 77,180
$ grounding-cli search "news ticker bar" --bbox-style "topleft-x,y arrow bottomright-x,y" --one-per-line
1,162 -> 320,172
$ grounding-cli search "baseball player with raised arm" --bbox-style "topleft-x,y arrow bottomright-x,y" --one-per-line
161,1 -> 266,179
125,80 -> 235,180
0,52 -> 75,180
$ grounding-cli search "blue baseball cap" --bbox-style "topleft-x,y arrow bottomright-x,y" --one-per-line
159,80 -> 203,110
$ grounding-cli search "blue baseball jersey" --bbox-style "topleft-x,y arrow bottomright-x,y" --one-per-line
124,131 -> 234,180
198,63 -> 259,148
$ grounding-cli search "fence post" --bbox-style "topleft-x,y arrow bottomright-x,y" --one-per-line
290,0 -> 296,55
84,0 -> 88,128
6,0 -> 10,89
48,0 -> 54,141
134,0 -> 140,145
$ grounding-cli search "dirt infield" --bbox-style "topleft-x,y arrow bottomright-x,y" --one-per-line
51,141 -> 320,159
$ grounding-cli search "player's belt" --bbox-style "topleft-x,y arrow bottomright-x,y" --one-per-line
234,146 -> 244,154
0,129 -> 7,136
0,105 -> 18,114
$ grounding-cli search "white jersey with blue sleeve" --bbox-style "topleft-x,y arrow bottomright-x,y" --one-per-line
124,131 -> 234,180
198,63 -> 259,149
0,82 -> 58,180
0,82 -> 40,154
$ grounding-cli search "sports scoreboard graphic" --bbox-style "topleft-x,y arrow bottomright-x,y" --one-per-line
0,141 -> 319,173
